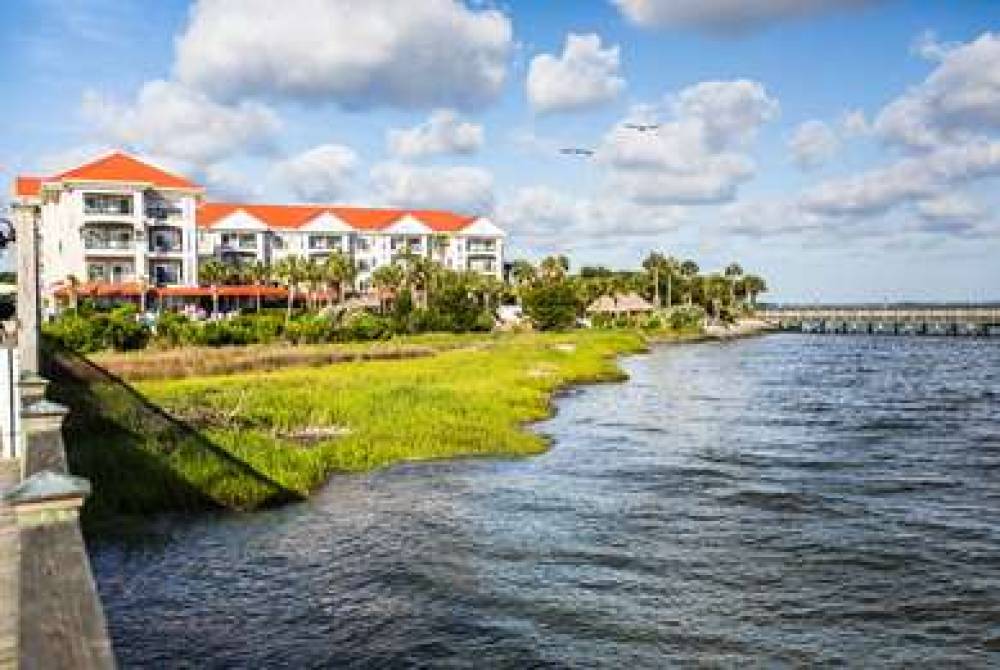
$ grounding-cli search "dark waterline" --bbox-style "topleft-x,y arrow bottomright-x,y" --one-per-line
89,334 -> 1000,667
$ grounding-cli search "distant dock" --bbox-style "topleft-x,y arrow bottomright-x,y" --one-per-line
758,304 -> 1000,336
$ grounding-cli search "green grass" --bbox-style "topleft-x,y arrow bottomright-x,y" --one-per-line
53,330 -> 648,522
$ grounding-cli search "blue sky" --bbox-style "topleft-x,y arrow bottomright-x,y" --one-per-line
3,0 -> 999,301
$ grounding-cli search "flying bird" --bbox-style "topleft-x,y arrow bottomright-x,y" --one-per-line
623,123 -> 660,132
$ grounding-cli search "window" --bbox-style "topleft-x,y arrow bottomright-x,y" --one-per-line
83,226 -> 133,249
152,263 -> 181,284
84,193 -> 133,215
356,237 -> 370,252
271,234 -> 285,250
87,264 -> 105,281
150,229 -> 181,252
221,233 -> 256,249
309,234 -> 342,250
356,259 -> 370,272
467,238 -> 496,254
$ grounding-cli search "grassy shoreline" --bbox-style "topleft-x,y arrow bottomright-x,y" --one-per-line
52,330 -> 655,525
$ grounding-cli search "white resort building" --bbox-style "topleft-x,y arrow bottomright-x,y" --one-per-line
10,151 -> 505,309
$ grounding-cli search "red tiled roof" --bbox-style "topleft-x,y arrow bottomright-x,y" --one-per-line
198,203 -> 478,233
197,203 -> 324,230
407,209 -> 477,232
56,152 -> 199,189
14,176 -> 42,198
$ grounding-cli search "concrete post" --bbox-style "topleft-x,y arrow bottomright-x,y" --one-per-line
13,205 -> 40,376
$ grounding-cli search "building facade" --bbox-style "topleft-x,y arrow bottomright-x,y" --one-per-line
11,152 -> 505,304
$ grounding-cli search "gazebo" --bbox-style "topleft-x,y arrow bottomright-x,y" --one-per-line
586,292 -> 654,317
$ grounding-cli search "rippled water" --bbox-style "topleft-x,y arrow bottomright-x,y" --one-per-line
90,334 -> 1000,667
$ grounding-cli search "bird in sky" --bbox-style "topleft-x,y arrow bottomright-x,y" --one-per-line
623,123 -> 660,132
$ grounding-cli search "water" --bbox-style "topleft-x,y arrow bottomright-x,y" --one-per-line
90,334 -> 1000,667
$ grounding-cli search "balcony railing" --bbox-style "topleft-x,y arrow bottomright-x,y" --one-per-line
84,238 -> 134,250
145,206 -> 183,219
467,244 -> 496,254
84,206 -> 133,216
149,242 -> 183,253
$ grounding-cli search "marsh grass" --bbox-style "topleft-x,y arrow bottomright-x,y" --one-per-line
56,330 -> 648,520
89,332 -> 498,381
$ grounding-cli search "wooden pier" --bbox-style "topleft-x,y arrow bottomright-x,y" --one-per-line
0,203 -> 115,669
758,304 -> 1000,336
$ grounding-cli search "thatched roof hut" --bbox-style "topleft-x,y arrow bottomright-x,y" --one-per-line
586,295 -> 618,314
586,292 -> 654,315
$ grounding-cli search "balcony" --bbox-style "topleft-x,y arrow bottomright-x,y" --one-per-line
221,241 -> 258,252
149,241 -> 183,254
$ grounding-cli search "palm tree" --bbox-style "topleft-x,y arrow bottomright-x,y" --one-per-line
404,255 -> 437,309
322,251 -> 354,307
539,255 -> 569,281
244,260 -> 270,312
372,263 -> 405,312
64,274 -> 80,311
642,253 -> 679,308
273,256 -> 306,322
199,259 -> 229,316
510,260 -> 537,288
741,274 -> 768,308
679,260 -> 699,306
724,262 -> 744,306
642,252 -> 666,306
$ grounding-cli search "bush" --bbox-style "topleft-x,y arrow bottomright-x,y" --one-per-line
156,312 -> 193,347
43,305 -> 151,352
105,305 -> 151,350
521,282 -> 581,331
341,312 -> 392,341
284,315 -> 333,344
669,305 -> 705,331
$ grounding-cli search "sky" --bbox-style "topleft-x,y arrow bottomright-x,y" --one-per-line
2,0 -> 999,302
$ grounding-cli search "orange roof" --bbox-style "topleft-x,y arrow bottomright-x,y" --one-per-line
329,207 -> 406,231
198,203 -> 324,230
14,176 -> 41,198
407,209 -> 477,232
198,203 -> 478,233
56,152 -> 200,190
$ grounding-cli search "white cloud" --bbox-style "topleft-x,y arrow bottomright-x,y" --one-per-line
82,79 -> 280,166
593,80 -> 777,205
527,33 -> 626,114
915,193 -> 987,234
788,120 -> 839,169
800,140 -> 1000,217
840,109 -> 870,137
607,153 -> 755,204
875,32 -> 1000,149
387,110 -> 484,159
673,80 -> 779,148
203,163 -> 263,201
271,144 -> 359,202
370,162 -> 494,213
611,0 -> 881,32
174,0 -> 512,110
497,185 -> 683,246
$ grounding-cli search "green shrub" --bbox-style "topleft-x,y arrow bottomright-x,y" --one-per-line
284,315 -> 333,344
669,305 -> 705,331
44,305 -> 150,352
521,282 -> 581,331
342,312 -> 392,341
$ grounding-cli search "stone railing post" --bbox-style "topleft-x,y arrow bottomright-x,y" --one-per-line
20,400 -> 69,481
6,398 -> 116,669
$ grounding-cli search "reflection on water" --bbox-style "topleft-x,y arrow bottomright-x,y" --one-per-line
91,334 -> 1000,667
